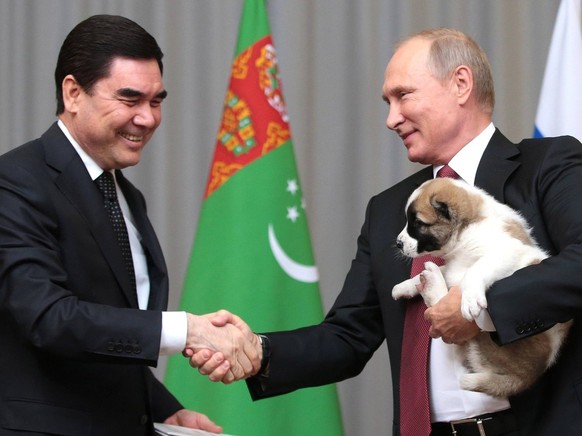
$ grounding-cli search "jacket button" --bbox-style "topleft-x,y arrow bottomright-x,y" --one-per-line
140,414 -> 149,425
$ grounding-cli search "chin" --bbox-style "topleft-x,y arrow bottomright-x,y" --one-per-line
114,156 -> 142,170
406,150 -> 428,164
126,149 -> 144,165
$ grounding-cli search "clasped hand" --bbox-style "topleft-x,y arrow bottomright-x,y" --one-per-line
184,310 -> 261,384
424,286 -> 481,344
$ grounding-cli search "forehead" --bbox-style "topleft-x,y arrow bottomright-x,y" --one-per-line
98,57 -> 164,92
383,38 -> 432,92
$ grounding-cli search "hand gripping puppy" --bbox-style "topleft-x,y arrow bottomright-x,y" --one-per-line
392,177 -> 571,398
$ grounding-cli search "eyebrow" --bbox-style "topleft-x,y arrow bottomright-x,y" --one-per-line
386,86 -> 405,97
382,85 -> 413,103
116,87 -> 168,100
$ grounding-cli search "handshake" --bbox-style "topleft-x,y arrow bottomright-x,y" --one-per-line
183,310 -> 263,384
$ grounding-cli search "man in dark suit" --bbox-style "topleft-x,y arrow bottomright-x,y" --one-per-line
192,28 -> 582,435
0,15 -> 260,435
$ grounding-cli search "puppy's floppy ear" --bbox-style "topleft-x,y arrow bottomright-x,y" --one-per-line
430,196 -> 452,220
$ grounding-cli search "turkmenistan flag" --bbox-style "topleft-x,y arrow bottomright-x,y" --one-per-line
164,1 -> 344,435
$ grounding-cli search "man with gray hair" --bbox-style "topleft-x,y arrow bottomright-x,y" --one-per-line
193,28 -> 582,436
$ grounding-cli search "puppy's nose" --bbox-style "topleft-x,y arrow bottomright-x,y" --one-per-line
396,240 -> 403,250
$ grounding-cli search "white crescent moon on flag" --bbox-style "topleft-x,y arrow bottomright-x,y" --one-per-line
268,224 -> 319,283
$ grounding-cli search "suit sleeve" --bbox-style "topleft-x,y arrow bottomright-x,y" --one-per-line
247,196 -> 387,399
487,136 -> 582,344
0,154 -> 162,365
148,369 -> 184,421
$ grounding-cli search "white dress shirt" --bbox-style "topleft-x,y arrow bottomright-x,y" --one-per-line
58,120 -> 187,356
429,122 -> 511,421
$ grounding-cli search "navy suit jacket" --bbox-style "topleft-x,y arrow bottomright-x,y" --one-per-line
0,123 -> 182,435
248,130 -> 582,436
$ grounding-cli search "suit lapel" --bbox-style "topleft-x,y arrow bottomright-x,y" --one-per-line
413,166 -> 433,187
475,129 -> 520,202
115,171 -> 169,310
42,123 -> 139,308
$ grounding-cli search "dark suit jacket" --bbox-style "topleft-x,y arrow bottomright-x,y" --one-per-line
248,130 -> 582,435
0,123 -> 182,435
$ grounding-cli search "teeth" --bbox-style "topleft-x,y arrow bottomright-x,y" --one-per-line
119,132 -> 143,142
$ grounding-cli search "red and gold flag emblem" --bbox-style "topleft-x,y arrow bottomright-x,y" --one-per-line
206,35 -> 291,198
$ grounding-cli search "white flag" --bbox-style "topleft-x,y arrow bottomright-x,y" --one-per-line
534,0 -> 582,140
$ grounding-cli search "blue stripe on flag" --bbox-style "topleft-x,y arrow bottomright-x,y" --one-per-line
533,126 -> 544,139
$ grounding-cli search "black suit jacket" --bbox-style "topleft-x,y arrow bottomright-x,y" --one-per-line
248,130 -> 582,435
0,123 -> 182,435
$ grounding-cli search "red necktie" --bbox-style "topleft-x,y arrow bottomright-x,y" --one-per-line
399,165 -> 459,436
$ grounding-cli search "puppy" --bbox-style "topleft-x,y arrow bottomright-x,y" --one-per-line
392,177 -> 571,398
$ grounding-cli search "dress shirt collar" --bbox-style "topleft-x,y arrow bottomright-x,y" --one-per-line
432,122 -> 495,185
57,119 -> 109,181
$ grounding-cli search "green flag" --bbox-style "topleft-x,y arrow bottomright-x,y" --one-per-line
164,1 -> 344,435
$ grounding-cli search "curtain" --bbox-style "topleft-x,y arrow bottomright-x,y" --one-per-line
0,1 -> 560,434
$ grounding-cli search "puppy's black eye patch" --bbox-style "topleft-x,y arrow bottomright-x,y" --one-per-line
406,210 -> 431,239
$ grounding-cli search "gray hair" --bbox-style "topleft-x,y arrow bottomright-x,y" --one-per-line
398,28 -> 495,114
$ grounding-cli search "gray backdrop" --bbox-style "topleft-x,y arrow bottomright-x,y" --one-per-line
0,1 -> 561,435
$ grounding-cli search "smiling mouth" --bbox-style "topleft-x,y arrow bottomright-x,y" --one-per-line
400,130 -> 414,143
118,132 -> 144,143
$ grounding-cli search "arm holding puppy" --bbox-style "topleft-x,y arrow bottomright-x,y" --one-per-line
425,286 -> 481,344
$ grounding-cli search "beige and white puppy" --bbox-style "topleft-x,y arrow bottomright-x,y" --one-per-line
392,177 -> 571,398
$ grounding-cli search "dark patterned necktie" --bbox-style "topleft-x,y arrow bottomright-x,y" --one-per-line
95,171 -> 137,303
399,164 -> 459,436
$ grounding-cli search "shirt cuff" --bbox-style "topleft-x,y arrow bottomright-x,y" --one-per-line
475,309 -> 496,332
159,311 -> 188,356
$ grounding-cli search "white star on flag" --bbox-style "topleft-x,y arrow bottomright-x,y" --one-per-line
286,206 -> 300,222
286,179 -> 299,195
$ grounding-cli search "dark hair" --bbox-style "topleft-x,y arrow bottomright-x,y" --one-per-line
54,14 -> 164,115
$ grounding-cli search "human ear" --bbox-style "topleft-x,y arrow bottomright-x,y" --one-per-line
452,65 -> 473,104
61,75 -> 82,114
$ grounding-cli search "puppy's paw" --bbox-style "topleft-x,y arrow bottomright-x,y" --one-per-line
392,276 -> 421,300
460,373 -> 489,393
419,262 -> 448,305
460,289 -> 488,321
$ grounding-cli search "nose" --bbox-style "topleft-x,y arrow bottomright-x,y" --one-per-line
386,104 -> 403,131
396,239 -> 403,250
134,104 -> 159,129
